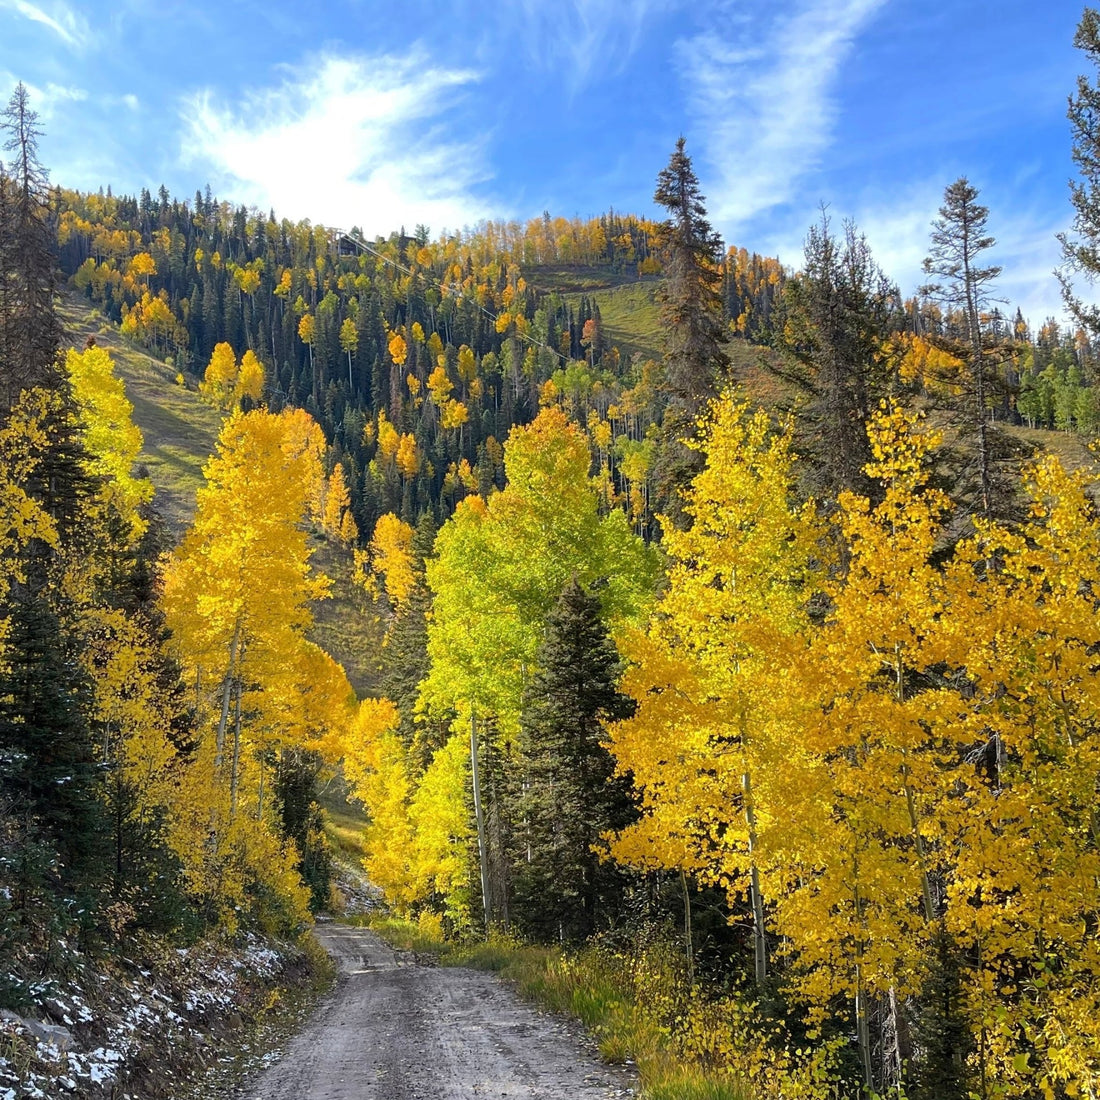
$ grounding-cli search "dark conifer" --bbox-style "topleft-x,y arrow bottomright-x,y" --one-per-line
1060,7 -> 1100,336
512,579 -> 636,942
653,137 -> 729,421
774,214 -> 900,500
0,594 -> 104,888
921,178 -> 1008,520
0,83 -> 64,412
651,139 -> 729,523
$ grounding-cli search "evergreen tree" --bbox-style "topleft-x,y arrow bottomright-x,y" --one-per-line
653,138 -> 729,419
651,139 -> 729,521
921,178 -> 1006,519
512,579 -> 636,942
774,214 -> 900,500
0,594 -> 104,890
912,930 -> 974,1100
1060,7 -> 1100,337
0,83 -> 64,411
273,747 -> 332,912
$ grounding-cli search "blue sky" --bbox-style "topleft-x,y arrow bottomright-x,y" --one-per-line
0,0 -> 1088,324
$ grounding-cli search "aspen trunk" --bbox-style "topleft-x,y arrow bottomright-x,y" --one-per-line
215,621 -> 242,769
230,677 -> 242,818
680,867 -> 694,986
744,770 -> 768,986
470,712 -> 492,931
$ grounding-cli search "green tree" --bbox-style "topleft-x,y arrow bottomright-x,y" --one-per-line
774,214 -> 900,500
921,178 -> 1005,518
651,139 -> 729,520
0,83 -> 64,411
1060,7 -> 1100,336
512,579 -> 636,942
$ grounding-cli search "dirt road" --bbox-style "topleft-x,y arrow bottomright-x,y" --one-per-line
237,924 -> 636,1100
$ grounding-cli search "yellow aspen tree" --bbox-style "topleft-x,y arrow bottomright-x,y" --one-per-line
376,410 -> 400,462
343,698 -> 417,912
609,397 -> 821,989
369,513 -> 416,610
234,349 -> 265,404
440,400 -> 469,431
927,456 -> 1100,1098
128,251 -> 156,281
339,317 -> 358,389
388,331 -> 407,367
0,390 -> 61,660
410,732 -> 473,928
201,341 -> 238,408
427,364 -> 453,406
161,407 -> 330,923
396,433 -> 420,478
422,407 -> 657,742
65,344 -> 153,538
322,462 -> 352,541
298,313 -> 315,378
776,404 -> 954,1089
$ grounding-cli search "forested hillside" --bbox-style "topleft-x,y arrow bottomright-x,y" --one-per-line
8,9 -> 1100,1098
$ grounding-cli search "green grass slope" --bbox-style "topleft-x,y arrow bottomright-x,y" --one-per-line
59,290 -> 224,536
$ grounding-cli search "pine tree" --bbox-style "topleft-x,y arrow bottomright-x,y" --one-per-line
653,138 -> 729,419
921,178 -> 1005,519
1060,7 -> 1100,336
0,594 -> 104,890
774,214 -> 900,500
512,578 -> 636,942
0,83 -> 64,411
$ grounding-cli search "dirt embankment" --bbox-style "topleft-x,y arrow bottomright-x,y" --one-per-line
237,924 -> 637,1100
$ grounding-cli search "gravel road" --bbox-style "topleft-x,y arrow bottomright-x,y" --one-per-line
237,924 -> 637,1100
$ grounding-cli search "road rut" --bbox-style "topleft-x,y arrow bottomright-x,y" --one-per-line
237,924 -> 636,1100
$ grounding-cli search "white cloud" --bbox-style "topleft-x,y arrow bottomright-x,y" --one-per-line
0,0 -> 91,49
675,0 -> 887,232
179,52 -> 495,235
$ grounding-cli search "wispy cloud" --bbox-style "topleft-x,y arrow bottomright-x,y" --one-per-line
748,177 -> 1067,328
512,0 -> 674,92
179,51 -> 496,235
675,0 -> 887,233
0,0 -> 92,49
0,71 -> 87,121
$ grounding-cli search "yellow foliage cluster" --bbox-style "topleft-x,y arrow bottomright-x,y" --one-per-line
162,407 -> 354,928
66,345 -> 154,539
610,394 -> 1100,1096
199,342 -> 265,410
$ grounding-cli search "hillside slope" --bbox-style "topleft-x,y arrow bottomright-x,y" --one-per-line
58,289 -> 382,698
59,290 -> 223,535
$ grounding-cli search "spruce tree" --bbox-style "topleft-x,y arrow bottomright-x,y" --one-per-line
512,579 -> 636,942
653,138 -> 729,419
651,139 -> 729,522
0,594 -> 104,890
774,214 -> 900,500
921,178 -> 1006,519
